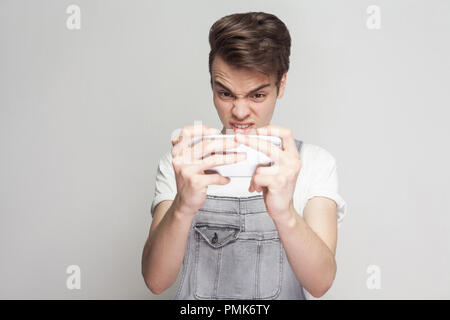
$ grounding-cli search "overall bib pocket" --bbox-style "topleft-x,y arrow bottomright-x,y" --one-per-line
193,223 -> 283,300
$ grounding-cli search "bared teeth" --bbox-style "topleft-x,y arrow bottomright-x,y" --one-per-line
233,124 -> 252,128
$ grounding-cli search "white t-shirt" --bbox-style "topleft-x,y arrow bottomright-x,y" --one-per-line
150,142 -> 347,228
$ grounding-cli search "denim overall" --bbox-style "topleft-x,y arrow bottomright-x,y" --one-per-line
175,140 -> 306,300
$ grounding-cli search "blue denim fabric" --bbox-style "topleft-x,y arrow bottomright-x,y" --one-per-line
175,140 -> 305,300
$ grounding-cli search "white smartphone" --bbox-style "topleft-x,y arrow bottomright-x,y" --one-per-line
190,134 -> 282,177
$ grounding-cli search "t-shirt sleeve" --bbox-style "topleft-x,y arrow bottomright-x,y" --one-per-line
150,151 -> 177,217
305,147 -> 347,228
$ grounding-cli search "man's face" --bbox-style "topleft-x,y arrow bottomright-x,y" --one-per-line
211,55 -> 286,135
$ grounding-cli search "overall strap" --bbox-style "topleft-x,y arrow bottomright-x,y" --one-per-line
294,139 -> 303,153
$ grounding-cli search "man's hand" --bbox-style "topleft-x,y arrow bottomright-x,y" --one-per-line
171,124 -> 247,217
235,125 -> 301,222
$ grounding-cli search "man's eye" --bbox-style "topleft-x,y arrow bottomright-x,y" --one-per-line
219,91 -> 233,98
252,93 -> 266,99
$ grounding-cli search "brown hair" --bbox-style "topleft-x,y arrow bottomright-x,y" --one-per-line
208,12 -> 291,91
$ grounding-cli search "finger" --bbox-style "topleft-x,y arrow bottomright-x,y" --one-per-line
252,174 -> 274,190
197,152 -> 247,171
249,184 -> 259,193
234,133 -> 282,163
172,125 -> 219,157
185,125 -> 220,148
171,134 -> 182,147
195,138 -> 238,160
249,176 -> 257,193
256,125 -> 297,154
176,137 -> 238,164
249,166 -> 277,192
201,173 -> 231,186
255,164 -> 281,176
190,137 -> 237,162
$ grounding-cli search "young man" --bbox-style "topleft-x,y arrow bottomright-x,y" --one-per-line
142,12 -> 347,299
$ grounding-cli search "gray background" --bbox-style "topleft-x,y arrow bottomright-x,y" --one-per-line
1,0 -> 449,299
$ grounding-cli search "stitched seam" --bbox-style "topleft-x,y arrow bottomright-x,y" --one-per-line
206,195 -> 263,201
195,223 -> 240,229
193,232 -> 200,300
198,209 -> 268,214
273,241 -> 283,299
214,247 -> 222,299
255,241 -> 261,299
194,225 -> 240,248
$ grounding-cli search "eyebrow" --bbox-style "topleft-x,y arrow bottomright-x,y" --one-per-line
214,81 -> 271,96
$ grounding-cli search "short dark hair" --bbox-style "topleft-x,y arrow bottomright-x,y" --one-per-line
208,12 -> 291,91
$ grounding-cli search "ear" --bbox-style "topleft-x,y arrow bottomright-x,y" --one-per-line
277,73 -> 287,99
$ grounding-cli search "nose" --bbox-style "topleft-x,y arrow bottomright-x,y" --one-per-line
231,99 -> 251,120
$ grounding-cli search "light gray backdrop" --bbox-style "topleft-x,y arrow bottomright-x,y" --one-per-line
1,0 -> 449,299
